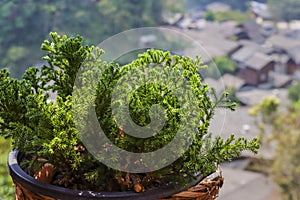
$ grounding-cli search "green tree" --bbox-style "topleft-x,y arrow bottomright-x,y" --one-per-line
164,0 -> 186,13
214,10 -> 251,23
288,81 -> 300,102
249,96 -> 280,123
247,91 -> 300,199
0,0 -> 168,78
268,0 -> 300,21
226,87 -> 241,105
207,56 -> 237,79
271,100 -> 300,200
0,32 -> 259,192
204,10 -> 250,23
205,11 -> 216,21
0,0 -> 46,77
249,95 -> 280,143
0,137 -> 14,199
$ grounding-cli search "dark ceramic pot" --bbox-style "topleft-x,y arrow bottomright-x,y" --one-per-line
8,151 -> 208,200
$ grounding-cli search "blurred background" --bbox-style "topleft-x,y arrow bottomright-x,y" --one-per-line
1,0 -> 300,199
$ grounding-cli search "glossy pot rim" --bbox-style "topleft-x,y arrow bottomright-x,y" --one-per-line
8,150 -> 205,200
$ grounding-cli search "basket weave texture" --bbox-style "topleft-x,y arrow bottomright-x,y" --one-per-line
158,168 -> 223,200
14,169 -> 223,200
14,181 -> 55,200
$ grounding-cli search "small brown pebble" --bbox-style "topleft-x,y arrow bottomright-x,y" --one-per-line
34,163 -> 54,184
134,183 -> 145,193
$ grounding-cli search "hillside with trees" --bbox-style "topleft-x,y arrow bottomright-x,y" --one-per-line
0,0 -> 179,78
2,0 -> 299,78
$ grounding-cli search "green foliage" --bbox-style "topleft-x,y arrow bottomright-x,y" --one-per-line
268,0 -> 300,21
249,96 -> 280,144
40,32 -> 93,100
0,32 -> 92,188
0,69 -> 84,183
207,56 -> 237,79
213,10 -> 251,23
226,87 -> 241,105
249,95 -> 280,123
7,46 -> 29,62
247,95 -> 300,200
205,11 -> 216,21
0,0 -> 167,78
96,50 -> 208,153
271,100 -> 300,199
0,32 -> 259,192
288,81 -> 300,103
210,88 -> 237,111
0,136 -> 14,199
164,0 -> 187,13
0,0 -> 47,77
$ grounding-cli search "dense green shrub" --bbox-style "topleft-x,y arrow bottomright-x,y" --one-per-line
0,32 -> 259,192
0,137 -> 14,199
288,81 -> 300,103
206,56 -> 237,79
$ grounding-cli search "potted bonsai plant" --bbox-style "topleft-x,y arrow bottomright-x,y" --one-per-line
0,32 -> 259,200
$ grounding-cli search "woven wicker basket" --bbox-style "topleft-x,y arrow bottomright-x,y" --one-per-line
14,168 -> 223,200
158,168 -> 223,200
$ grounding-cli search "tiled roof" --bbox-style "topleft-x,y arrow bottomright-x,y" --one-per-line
221,73 -> 246,89
183,28 -> 241,63
270,72 -> 293,88
231,42 -> 260,63
238,20 -> 266,44
266,34 -> 300,51
244,52 -> 273,70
